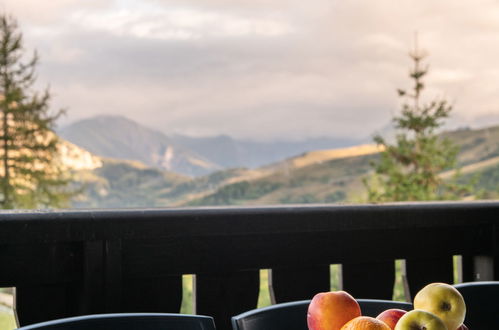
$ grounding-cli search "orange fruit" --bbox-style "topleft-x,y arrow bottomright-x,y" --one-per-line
341,316 -> 391,330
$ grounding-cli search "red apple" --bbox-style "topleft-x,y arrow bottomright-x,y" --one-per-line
307,291 -> 361,330
376,309 -> 407,329
456,324 -> 469,330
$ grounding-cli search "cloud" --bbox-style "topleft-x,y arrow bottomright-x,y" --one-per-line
1,0 -> 111,24
3,0 -> 499,140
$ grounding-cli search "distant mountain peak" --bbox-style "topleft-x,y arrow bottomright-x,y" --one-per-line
67,115 -> 148,130
60,115 -> 363,176
59,115 -> 219,177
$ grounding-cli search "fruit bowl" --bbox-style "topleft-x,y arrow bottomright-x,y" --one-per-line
307,282 -> 467,330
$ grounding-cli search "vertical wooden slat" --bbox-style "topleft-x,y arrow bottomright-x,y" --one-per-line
494,224 -> 499,281
342,261 -> 395,300
77,240 -> 105,315
121,275 -> 183,313
195,270 -> 259,330
461,255 -> 475,282
15,243 -> 79,325
104,239 -> 122,312
16,284 -> 70,326
405,256 -> 453,298
269,265 -> 329,303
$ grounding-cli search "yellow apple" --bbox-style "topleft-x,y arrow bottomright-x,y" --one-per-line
394,310 -> 447,330
413,283 -> 466,330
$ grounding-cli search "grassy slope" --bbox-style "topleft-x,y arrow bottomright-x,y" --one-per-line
187,125 -> 499,206
73,158 -> 190,208
164,168 -> 267,206
187,153 -> 378,206
444,125 -> 499,165
459,161 -> 499,199
72,124 -> 499,208
73,158 -> 271,208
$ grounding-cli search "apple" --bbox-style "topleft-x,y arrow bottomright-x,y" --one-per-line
456,324 -> 469,330
307,291 -> 361,330
376,309 -> 407,329
394,309 -> 447,330
413,283 -> 466,330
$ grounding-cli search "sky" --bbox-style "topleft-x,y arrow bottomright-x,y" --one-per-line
1,0 -> 499,141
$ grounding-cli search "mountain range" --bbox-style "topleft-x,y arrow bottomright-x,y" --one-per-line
59,116 -> 499,208
59,115 -> 361,176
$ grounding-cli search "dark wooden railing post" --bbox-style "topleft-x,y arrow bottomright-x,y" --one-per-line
195,270 -> 259,330
78,240 -> 105,314
342,260 -> 395,300
269,265 -> 330,303
104,239 -> 122,312
461,255 -> 475,282
15,243 -> 81,325
494,223 -> 499,281
405,256 -> 454,299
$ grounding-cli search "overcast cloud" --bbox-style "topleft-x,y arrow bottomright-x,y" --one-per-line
2,0 -> 499,140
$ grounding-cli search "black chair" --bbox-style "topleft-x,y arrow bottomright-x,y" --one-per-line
231,299 -> 413,330
16,313 -> 216,330
454,281 -> 499,329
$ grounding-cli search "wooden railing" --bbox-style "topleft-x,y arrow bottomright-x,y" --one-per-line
0,202 -> 498,330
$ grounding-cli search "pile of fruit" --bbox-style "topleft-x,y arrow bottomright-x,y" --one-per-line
307,282 -> 468,330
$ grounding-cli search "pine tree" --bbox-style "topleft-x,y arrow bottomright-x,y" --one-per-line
0,14 -> 72,209
364,41 -> 471,202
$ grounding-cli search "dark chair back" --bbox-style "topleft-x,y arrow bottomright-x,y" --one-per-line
454,281 -> 499,329
231,299 -> 412,330
231,300 -> 309,330
16,313 -> 216,330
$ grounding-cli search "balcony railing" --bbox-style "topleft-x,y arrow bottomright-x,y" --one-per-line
0,202 -> 498,330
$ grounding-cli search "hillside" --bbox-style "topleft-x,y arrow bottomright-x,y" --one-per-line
464,161 -> 499,199
71,155 -> 266,208
70,143 -> 378,208
187,151 -> 378,206
68,124 -> 499,208
444,126 -> 499,164
73,158 -> 190,208
186,125 -> 499,206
